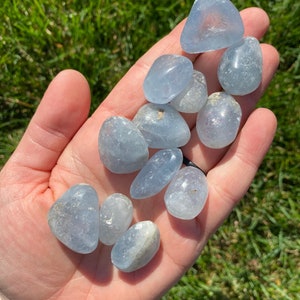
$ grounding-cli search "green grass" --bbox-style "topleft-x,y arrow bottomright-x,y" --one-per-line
1,0 -> 299,299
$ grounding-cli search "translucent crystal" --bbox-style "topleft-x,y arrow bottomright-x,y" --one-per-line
164,167 -> 208,220
180,0 -> 244,53
218,36 -> 263,95
99,193 -> 133,246
98,116 -> 149,174
143,54 -> 193,104
130,148 -> 183,199
170,70 -> 208,113
48,184 -> 99,254
133,103 -> 191,148
111,221 -> 160,272
196,92 -> 241,149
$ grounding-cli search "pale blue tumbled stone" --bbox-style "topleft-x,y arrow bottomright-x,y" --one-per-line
170,70 -> 208,113
99,193 -> 133,246
180,0 -> 244,53
218,36 -> 263,95
48,184 -> 100,254
164,167 -> 208,220
196,92 -> 241,149
130,148 -> 183,199
111,221 -> 160,272
133,103 -> 191,148
143,54 -> 193,104
98,116 -> 149,174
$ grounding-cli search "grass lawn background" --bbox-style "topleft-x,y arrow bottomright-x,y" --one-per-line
0,0 -> 299,299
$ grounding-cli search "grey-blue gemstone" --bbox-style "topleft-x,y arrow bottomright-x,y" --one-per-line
164,167 -> 208,220
143,54 -> 193,104
99,193 -> 133,246
130,148 -> 183,199
48,184 -> 99,254
180,0 -> 244,53
111,221 -> 160,272
133,103 -> 191,148
98,116 -> 149,174
196,92 -> 241,149
218,37 -> 263,95
170,70 -> 208,113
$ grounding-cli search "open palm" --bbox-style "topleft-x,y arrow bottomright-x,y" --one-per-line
0,8 -> 279,300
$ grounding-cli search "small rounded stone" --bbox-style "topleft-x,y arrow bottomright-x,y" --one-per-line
180,0 -> 244,53
164,167 -> 208,220
170,70 -> 208,113
48,184 -> 100,254
218,36 -> 263,95
99,193 -> 133,246
130,148 -> 183,199
133,103 -> 191,149
196,92 -> 242,149
111,221 -> 160,272
143,54 -> 193,104
98,116 -> 149,174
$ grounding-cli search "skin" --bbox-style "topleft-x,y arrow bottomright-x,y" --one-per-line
0,7 -> 279,300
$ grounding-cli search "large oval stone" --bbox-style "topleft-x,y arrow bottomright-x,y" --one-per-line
133,103 -> 191,149
170,70 -> 208,113
218,37 -> 263,95
48,184 -> 100,254
196,92 -> 241,149
164,167 -> 208,220
98,116 -> 149,174
130,148 -> 183,199
180,0 -> 244,53
99,193 -> 133,246
111,221 -> 160,272
143,54 -> 193,104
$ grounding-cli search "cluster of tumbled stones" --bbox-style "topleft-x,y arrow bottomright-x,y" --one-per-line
48,0 -> 263,273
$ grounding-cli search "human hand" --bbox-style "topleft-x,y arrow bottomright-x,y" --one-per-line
0,7 -> 279,300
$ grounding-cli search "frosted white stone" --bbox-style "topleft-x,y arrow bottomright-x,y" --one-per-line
164,167 -> 208,220
133,103 -> 191,148
130,148 -> 183,199
218,36 -> 263,95
99,193 -> 133,246
98,116 -> 149,174
111,221 -> 160,272
170,70 -> 208,113
143,54 -> 193,104
48,184 -> 100,254
180,0 -> 244,53
196,92 -> 241,149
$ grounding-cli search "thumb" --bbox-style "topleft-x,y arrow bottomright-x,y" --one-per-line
7,70 -> 91,177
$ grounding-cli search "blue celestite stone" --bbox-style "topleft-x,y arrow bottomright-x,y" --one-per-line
180,0 -> 244,53
130,148 -> 183,199
196,92 -> 242,149
98,116 -> 149,174
170,70 -> 208,113
133,103 -> 191,148
99,193 -> 133,246
218,36 -> 263,95
143,54 -> 193,104
48,184 -> 100,254
164,167 -> 208,220
111,221 -> 160,272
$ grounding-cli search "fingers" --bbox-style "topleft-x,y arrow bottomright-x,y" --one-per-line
198,108 -> 277,236
10,70 -> 91,174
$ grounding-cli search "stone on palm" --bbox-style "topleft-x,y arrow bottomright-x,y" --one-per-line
99,193 -> 133,246
48,184 -> 100,254
130,148 -> 183,199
